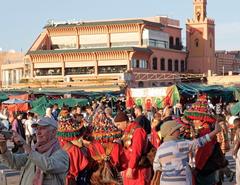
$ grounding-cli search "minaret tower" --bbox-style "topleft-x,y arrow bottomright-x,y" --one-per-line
186,0 -> 215,74
193,0 -> 207,22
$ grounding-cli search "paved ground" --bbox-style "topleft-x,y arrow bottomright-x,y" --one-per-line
223,155 -> 236,185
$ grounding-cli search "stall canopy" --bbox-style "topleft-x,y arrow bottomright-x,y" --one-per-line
177,83 -> 236,103
126,85 -> 180,110
2,99 -> 27,104
30,97 -> 89,116
48,98 -> 89,108
0,92 -> 8,102
30,96 -> 48,108
231,102 -> 240,116
226,86 -> 240,101
8,93 -> 29,100
30,103 -> 49,116
2,98 -> 29,112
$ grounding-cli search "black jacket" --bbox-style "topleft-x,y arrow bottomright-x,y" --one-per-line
135,115 -> 151,134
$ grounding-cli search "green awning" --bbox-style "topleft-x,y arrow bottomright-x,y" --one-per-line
30,97 -> 89,115
231,102 -> 240,116
48,98 -> 89,108
30,96 -> 48,108
177,83 -> 236,103
226,86 -> 240,101
30,103 -> 48,116
0,92 -> 9,102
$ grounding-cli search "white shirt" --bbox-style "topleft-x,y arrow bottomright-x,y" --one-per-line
228,116 -> 239,126
24,119 -> 35,136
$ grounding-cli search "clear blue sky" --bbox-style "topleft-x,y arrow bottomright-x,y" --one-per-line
0,0 -> 239,52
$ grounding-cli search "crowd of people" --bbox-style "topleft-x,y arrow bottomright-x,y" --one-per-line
0,93 -> 239,185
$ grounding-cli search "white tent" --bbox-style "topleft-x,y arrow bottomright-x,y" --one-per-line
2,98 -> 26,104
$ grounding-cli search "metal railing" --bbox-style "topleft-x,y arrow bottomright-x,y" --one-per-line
132,72 -> 204,82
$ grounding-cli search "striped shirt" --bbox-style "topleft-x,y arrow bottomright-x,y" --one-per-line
153,135 -> 210,185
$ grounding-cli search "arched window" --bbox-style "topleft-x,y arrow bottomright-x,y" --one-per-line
176,37 -> 180,47
160,58 -> 165,71
138,81 -> 144,88
181,60 -> 185,72
139,59 -> 148,69
168,59 -> 173,71
169,36 -> 174,48
174,60 -> 179,72
136,59 -> 140,68
131,59 -> 136,68
196,12 -> 201,22
195,39 -> 199,47
152,57 -> 158,70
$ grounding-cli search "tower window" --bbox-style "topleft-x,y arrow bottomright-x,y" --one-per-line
210,39 -> 212,48
195,39 -> 199,47
197,12 -> 201,22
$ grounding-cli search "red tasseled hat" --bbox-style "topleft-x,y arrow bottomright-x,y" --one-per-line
57,110 -> 86,141
91,111 -> 122,143
184,94 -> 216,123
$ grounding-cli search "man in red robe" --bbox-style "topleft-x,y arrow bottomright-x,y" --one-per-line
114,111 -> 152,185
88,111 -> 125,185
57,110 -> 89,185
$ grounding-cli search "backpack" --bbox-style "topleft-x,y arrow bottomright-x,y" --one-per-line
90,143 -> 122,185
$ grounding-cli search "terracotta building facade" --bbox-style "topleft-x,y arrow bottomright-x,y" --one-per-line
230,51 -> 240,73
26,16 -> 187,88
25,0 -> 216,88
0,51 -> 25,87
215,50 -> 240,75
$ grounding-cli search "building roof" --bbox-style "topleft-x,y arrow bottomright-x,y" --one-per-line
216,50 -> 240,59
229,51 -> 240,59
44,19 -> 164,29
27,47 -> 152,55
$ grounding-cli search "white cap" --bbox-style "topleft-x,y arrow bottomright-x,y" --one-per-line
32,116 -> 57,129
